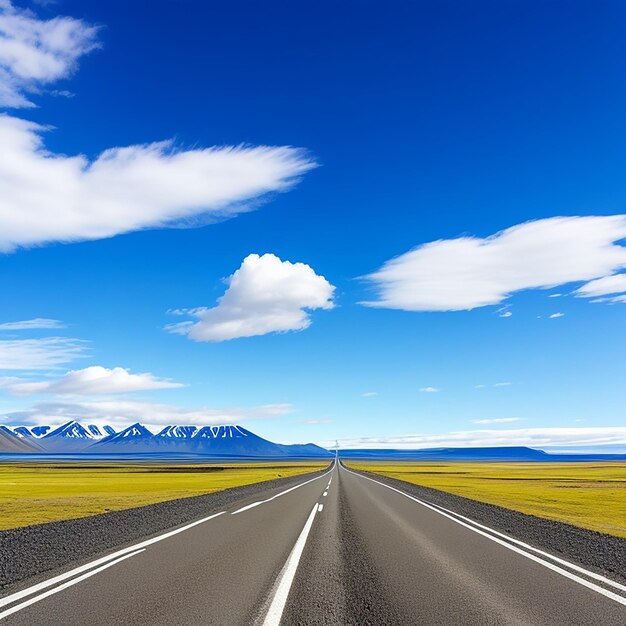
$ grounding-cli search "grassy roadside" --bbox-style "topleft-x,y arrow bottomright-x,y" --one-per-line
346,461 -> 626,537
0,462 -> 327,530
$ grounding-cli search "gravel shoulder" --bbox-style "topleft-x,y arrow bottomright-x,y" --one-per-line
347,463 -> 626,585
0,467 -> 328,592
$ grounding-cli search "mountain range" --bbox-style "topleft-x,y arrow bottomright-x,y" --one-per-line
3,422 -> 624,461
0,421 -> 331,458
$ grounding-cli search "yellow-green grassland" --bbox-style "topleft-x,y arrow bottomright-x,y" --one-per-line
0,462 -> 327,530
346,461 -> 626,537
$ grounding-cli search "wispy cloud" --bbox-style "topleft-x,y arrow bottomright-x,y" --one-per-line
3,366 -> 183,395
575,273 -> 626,299
494,381 -> 512,387
0,318 -> 65,330
302,419 -> 333,425
362,215 -> 626,311
329,427 -> 626,449
0,117 -> 315,253
0,337 -> 87,370
549,312 -> 565,319
361,391 -> 378,397
3,400 -> 294,430
472,417 -> 523,424
419,386 -> 439,393
167,254 -> 335,342
0,0 -> 99,108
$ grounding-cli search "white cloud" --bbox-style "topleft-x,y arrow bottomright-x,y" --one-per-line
363,216 -> 626,311
3,365 -> 183,395
0,116 -> 315,252
168,253 -> 335,342
549,312 -> 565,319
419,386 -> 439,393
302,419 -> 333,425
4,399 -> 293,430
0,1 -> 99,108
472,417 -> 523,424
0,317 -> 64,330
575,273 -> 626,298
548,293 -> 562,298
499,311 -> 512,318
328,427 -> 626,449
494,381 -> 512,387
361,391 -> 378,397
0,337 -> 87,369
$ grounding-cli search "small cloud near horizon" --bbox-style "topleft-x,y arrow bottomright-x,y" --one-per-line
472,417 -> 524,424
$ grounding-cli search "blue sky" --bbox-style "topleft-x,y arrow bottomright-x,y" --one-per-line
0,0 -> 625,449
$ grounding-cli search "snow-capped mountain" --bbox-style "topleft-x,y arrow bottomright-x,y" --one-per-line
12,426 -> 51,439
1,420 -> 331,457
29,420 -> 118,452
158,425 -> 197,438
0,426 -> 42,453
87,424 -> 116,438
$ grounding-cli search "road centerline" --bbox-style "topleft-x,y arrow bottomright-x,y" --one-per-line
232,464 -> 334,515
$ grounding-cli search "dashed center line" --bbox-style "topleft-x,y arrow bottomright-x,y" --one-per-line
232,465 -> 334,515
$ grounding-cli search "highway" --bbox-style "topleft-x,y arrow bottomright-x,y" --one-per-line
1,460 -> 625,625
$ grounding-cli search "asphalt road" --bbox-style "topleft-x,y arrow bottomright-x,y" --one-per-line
1,460 -> 625,625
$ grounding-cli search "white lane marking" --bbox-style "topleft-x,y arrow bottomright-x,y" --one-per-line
415,488 -> 626,595
342,466 -> 626,606
323,491 -> 328,497
232,465 -> 334,515
261,503 -> 319,626
0,549 -> 145,620
0,512 -> 224,610
318,504 -> 324,512
343,466 -> 626,595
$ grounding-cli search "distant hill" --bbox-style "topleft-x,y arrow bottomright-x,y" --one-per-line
0,421 -> 332,458
338,446 -> 626,462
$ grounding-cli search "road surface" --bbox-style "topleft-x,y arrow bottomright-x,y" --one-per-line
1,460 -> 625,625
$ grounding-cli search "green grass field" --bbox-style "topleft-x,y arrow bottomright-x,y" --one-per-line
0,462 -> 327,530
346,461 -> 626,537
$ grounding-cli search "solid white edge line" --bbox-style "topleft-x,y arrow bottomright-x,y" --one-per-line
232,462 -> 335,515
343,464 -> 626,594
342,465 -> 626,607
0,511 -> 226,609
0,549 -> 145,620
409,483 -> 626,595
261,503 -> 319,626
